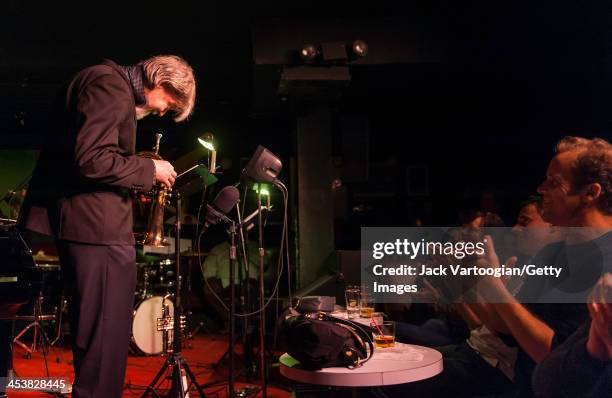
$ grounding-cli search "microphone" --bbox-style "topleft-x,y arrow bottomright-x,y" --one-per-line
203,186 -> 240,230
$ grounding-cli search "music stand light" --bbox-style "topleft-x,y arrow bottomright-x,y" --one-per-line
198,133 -> 216,174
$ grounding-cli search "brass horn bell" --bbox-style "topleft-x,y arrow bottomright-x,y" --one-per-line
137,132 -> 169,247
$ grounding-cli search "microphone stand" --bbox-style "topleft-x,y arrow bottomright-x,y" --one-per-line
143,191 -> 207,398
234,205 -> 254,382
236,203 -> 271,396
256,191 -> 267,398
203,206 -> 239,397
209,201 -> 271,398
228,221 -> 237,398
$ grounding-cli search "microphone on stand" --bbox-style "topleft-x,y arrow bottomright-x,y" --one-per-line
198,185 -> 241,397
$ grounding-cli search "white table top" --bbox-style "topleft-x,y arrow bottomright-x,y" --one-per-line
280,342 -> 443,387
328,310 -> 376,328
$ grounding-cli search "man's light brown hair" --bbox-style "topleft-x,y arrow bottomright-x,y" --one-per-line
141,55 -> 196,122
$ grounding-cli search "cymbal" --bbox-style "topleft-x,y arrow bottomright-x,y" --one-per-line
37,263 -> 61,271
32,250 -> 59,263
180,250 -> 209,257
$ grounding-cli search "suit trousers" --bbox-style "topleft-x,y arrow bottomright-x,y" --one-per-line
58,241 -> 136,398
0,320 -> 10,377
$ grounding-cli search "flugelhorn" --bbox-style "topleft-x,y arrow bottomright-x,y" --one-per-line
139,132 -> 169,247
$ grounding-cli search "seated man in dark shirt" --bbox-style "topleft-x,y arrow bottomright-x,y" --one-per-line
468,136 -> 612,396
372,136 -> 612,398
532,273 -> 611,398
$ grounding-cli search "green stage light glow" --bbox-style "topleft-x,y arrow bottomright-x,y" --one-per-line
252,183 -> 270,196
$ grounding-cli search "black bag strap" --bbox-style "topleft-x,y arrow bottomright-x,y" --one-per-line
304,311 -> 375,368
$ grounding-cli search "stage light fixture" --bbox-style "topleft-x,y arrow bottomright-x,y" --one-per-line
351,40 -> 368,57
300,44 -> 319,63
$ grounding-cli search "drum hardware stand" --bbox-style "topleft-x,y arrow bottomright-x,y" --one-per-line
141,269 -> 152,299
143,191 -> 206,398
50,296 -> 68,346
3,318 -> 71,397
13,292 -> 56,359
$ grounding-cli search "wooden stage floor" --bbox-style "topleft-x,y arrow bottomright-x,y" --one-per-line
7,333 -> 294,397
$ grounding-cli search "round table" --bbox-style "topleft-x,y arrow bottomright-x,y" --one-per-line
280,342 -> 443,388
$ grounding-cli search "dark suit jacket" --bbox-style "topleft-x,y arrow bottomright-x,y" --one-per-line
532,320 -> 611,398
20,60 -> 155,245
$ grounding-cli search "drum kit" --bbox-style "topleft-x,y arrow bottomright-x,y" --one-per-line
132,256 -> 193,357
7,242 -> 189,358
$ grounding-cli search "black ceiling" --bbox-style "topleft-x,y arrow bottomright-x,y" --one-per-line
1,1 -> 611,152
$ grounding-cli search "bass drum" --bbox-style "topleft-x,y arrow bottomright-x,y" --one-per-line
131,295 -> 174,355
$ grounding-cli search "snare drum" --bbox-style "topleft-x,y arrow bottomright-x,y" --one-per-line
131,295 -> 174,355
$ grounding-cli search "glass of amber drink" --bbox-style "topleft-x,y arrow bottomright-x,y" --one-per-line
371,321 -> 395,348
359,284 -> 375,318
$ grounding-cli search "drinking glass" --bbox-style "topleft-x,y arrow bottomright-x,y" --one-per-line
359,284 -> 375,318
371,321 -> 395,348
344,285 -> 360,320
